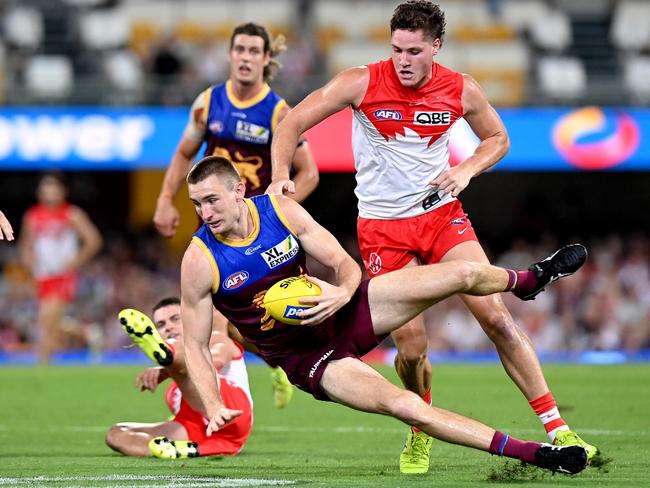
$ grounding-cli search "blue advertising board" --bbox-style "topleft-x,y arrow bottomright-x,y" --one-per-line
0,106 -> 649,171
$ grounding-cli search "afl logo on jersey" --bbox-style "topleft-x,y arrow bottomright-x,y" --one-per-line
414,111 -> 451,125
223,271 -> 249,290
374,109 -> 402,121
209,120 -> 224,133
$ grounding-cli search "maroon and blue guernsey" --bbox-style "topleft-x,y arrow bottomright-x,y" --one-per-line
201,81 -> 286,196
192,195 -> 336,368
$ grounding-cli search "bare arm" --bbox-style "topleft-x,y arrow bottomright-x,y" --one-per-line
272,104 -> 320,202
154,92 -> 206,237
181,242 -> 242,434
276,196 -> 361,325
67,207 -> 102,271
430,74 -> 509,197
268,67 -> 369,195
0,211 -> 14,241
18,214 -> 34,272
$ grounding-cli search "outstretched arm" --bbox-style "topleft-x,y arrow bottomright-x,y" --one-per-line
68,207 -> 103,271
0,211 -> 14,241
181,242 -> 242,434
154,92 -> 205,237
430,74 -> 509,197
269,67 -> 369,196
272,104 -> 319,203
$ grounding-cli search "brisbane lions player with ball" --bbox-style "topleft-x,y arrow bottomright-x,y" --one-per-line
179,155 -> 589,477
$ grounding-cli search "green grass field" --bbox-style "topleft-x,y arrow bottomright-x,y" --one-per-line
1,363 -> 648,487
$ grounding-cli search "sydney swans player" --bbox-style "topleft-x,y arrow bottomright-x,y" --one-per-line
269,0 -> 598,474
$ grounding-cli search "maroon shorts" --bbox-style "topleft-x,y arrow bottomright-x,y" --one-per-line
278,280 -> 387,401
357,200 -> 478,276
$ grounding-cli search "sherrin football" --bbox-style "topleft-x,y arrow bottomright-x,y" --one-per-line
263,276 -> 321,325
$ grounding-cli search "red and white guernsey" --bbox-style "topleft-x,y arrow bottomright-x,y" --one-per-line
24,203 -> 79,278
353,59 -> 464,219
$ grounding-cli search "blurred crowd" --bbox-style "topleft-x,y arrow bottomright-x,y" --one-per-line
426,235 -> 650,353
3,0 -> 650,107
1,232 -> 649,356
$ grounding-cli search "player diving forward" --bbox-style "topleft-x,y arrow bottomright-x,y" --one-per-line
179,156 -> 589,475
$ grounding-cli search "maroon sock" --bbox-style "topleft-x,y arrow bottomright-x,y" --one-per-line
489,431 -> 540,465
505,269 -> 538,293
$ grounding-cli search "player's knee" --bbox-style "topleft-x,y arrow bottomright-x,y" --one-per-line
105,425 -> 122,450
382,389 -> 424,424
450,260 -> 476,291
481,313 -> 518,344
105,424 -> 129,452
395,345 -> 427,367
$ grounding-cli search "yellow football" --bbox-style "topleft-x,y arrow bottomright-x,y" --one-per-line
263,276 -> 322,325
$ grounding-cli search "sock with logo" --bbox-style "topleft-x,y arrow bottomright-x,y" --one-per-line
489,431 -> 540,464
412,388 -> 432,434
504,269 -> 538,294
529,391 -> 570,442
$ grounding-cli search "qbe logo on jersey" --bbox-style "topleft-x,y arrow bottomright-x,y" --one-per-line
235,120 -> 270,144
262,235 -> 299,268
414,111 -> 451,125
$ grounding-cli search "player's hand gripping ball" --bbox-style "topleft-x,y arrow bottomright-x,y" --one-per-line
263,276 -> 321,325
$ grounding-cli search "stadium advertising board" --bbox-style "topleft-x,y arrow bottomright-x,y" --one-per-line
0,106 -> 649,171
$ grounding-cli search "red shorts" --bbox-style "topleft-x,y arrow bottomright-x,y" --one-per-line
36,274 -> 77,302
165,378 -> 252,456
357,200 -> 478,276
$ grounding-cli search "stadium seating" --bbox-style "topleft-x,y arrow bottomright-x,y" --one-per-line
623,56 -> 650,102
79,8 -> 130,50
24,55 -> 74,100
0,0 -> 648,106
610,0 -> 650,52
537,56 -> 587,100
2,6 -> 44,50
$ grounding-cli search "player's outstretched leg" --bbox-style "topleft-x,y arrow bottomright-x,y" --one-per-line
149,436 -> 200,459
119,308 -> 173,366
511,244 -> 587,300
270,366 -> 294,409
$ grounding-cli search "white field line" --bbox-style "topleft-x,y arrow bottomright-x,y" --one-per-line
0,475 -> 294,487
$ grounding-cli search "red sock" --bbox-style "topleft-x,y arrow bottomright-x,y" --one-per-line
529,391 -> 569,442
412,388 -> 432,433
489,431 -> 540,465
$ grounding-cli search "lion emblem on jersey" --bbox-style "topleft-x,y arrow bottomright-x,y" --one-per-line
212,148 -> 264,190
253,289 -> 276,331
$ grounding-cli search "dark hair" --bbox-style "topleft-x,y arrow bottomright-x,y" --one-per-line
390,1 -> 446,44
229,22 -> 287,82
152,297 -> 180,315
186,155 -> 241,188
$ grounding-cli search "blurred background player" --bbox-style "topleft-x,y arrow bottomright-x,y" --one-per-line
153,21 -> 319,237
106,297 -> 253,458
153,22 -> 318,408
0,210 -> 14,241
269,0 -> 597,473
18,172 -> 102,364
